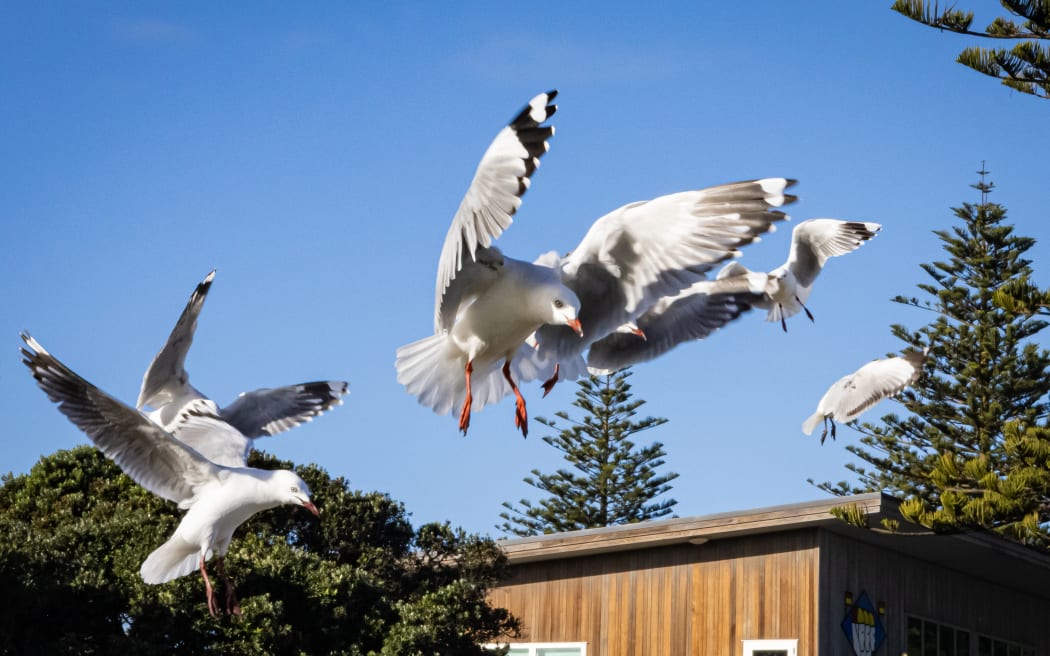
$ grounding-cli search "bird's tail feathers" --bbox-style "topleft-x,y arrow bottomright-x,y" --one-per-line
140,535 -> 200,584
801,412 -> 823,436
396,334 -> 512,416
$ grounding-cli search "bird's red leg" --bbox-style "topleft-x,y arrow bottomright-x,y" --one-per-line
215,556 -> 242,616
502,360 -> 528,438
541,363 -> 561,397
458,360 -> 473,435
200,555 -> 219,617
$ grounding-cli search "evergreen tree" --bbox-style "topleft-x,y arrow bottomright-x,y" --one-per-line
814,170 -> 1050,545
498,369 -> 678,537
0,447 -> 520,655
892,0 -> 1050,99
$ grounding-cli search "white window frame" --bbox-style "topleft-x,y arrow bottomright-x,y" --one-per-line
484,642 -> 587,656
742,638 -> 799,656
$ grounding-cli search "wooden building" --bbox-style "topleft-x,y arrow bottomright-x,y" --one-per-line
488,493 -> 1050,656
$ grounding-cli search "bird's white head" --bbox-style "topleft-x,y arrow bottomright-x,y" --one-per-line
549,287 -> 583,337
272,469 -> 320,517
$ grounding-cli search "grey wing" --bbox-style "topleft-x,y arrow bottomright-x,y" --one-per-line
787,219 -> 882,289
586,278 -> 759,374
137,270 -> 215,410
535,178 -> 796,363
220,381 -> 349,439
22,333 -> 217,505
434,91 -> 557,332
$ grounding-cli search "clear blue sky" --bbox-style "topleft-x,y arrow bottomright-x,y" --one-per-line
4,2 -> 1048,537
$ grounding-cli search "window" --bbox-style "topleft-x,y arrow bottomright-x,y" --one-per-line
486,642 -> 586,656
742,638 -> 798,656
907,616 -> 970,656
977,634 -> 1035,656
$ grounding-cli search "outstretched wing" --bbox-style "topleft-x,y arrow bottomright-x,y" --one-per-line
22,332 -> 217,505
434,91 -> 558,332
221,381 -> 349,439
137,270 -> 215,410
535,178 -> 795,364
786,219 -> 881,289
586,276 -> 758,374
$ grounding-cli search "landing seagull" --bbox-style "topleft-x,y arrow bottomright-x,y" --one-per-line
138,270 -> 348,467
21,333 -> 321,616
715,218 -> 881,331
395,90 -> 795,437
801,347 -> 927,444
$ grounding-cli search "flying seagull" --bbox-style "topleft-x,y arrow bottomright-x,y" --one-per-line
138,269 -> 348,467
801,347 -> 927,444
396,90 -> 795,437
21,332 -> 320,616
583,276 -> 759,375
715,218 -> 882,331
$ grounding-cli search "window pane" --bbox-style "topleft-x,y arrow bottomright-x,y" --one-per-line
537,649 -> 582,656
924,621 -> 938,656
506,649 -> 530,656
957,630 -> 970,656
940,625 -> 954,656
1007,646 -> 1021,656
908,617 -> 924,654
974,633 -> 991,654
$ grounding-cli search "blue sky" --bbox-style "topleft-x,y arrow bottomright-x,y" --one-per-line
4,2 -> 1049,537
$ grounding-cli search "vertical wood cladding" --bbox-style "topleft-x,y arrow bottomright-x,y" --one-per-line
490,530 -> 820,656
490,527 -> 1050,655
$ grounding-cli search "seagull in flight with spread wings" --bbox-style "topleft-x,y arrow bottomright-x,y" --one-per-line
138,270 -> 348,467
21,333 -> 320,616
715,218 -> 881,331
396,90 -> 796,437
802,347 -> 927,444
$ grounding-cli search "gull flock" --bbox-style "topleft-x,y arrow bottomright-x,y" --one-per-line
20,90 -> 923,615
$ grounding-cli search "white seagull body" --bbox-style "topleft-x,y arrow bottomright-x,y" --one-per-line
21,333 -> 320,616
138,270 -> 348,467
802,348 -> 927,444
396,90 -> 796,436
716,218 -> 882,331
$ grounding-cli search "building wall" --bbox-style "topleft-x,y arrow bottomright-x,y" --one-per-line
490,529 -> 821,656
492,528 -> 1050,655
817,531 -> 1050,654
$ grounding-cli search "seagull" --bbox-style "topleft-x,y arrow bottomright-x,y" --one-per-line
21,332 -> 321,616
584,276 -> 759,375
395,90 -> 795,437
801,347 -> 927,444
715,218 -> 882,331
138,270 -> 348,467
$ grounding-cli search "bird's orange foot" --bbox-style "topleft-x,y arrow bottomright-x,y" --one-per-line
458,395 -> 472,435
514,396 -> 528,438
541,363 -> 561,397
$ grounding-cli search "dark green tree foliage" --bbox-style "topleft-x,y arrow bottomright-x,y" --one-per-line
0,447 -> 519,655
814,172 -> 1050,545
499,369 -> 678,537
892,0 -> 1050,99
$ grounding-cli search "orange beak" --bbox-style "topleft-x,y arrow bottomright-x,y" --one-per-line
632,326 -> 647,341
566,318 -> 583,337
302,500 -> 320,517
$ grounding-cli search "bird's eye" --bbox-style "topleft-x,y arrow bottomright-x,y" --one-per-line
290,486 -> 299,494
554,299 -> 564,308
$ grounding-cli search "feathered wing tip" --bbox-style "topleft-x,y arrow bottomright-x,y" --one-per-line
395,334 -> 512,417
801,411 -> 824,436
140,535 -> 200,584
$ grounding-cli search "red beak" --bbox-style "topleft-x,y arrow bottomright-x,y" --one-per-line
632,327 -> 647,341
567,318 -> 583,337
302,500 -> 320,517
